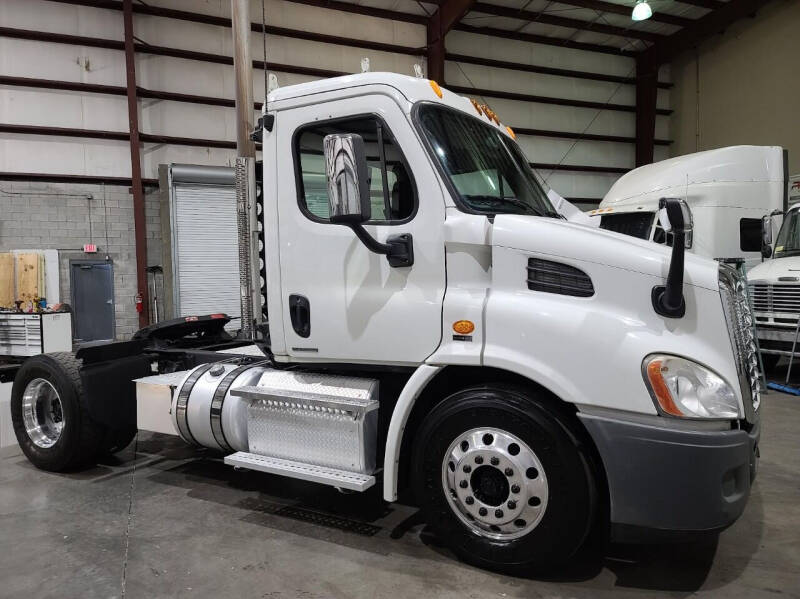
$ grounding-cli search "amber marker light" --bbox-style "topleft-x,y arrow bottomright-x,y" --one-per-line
645,359 -> 683,416
453,320 -> 475,335
506,126 -> 516,139
429,80 -> 443,98
470,98 -> 483,115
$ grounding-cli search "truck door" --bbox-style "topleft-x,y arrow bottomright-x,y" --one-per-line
276,94 -> 446,365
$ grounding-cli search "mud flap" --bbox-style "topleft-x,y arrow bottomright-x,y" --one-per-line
76,341 -> 153,430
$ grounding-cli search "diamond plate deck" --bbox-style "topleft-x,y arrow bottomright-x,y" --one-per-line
224,452 -> 376,491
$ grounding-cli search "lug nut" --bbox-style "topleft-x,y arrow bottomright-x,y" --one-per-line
478,507 -> 488,516
463,464 -> 472,474
465,496 -> 474,505
511,484 -> 520,494
504,467 -> 513,476
507,500 -> 516,510
459,480 -> 468,488
474,456 -> 484,464
490,457 -> 500,466
495,509 -> 504,518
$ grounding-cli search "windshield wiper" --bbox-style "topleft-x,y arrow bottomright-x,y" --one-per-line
775,249 -> 800,258
466,195 -> 543,216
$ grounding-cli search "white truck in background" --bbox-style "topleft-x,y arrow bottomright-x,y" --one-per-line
747,202 -> 800,370
590,146 -> 788,270
9,74 -> 761,573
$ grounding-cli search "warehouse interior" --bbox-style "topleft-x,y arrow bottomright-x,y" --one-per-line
1,0 -> 800,597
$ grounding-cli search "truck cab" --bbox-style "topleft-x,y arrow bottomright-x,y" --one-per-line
10,73 -> 762,573
747,203 -> 800,369
591,146 -> 788,270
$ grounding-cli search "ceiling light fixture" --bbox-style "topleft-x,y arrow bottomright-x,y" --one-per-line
631,0 -> 653,21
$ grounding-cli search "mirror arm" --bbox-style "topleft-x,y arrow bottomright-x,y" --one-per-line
347,223 -> 414,268
652,199 -> 687,319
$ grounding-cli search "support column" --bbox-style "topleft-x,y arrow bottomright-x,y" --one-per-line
635,55 -> 658,167
123,0 -> 149,329
426,0 -> 476,84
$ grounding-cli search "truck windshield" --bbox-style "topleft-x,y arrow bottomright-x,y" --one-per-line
774,209 -> 800,258
416,104 -> 558,217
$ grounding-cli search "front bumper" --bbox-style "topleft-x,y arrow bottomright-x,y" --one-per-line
578,411 -> 759,542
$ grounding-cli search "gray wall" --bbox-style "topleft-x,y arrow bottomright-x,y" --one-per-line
0,181 -> 161,340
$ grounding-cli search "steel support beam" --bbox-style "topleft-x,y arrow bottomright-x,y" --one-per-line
471,2 -> 664,42
550,0 -> 694,27
0,172 -> 158,187
427,0 -> 476,83
123,0 -> 149,329
641,0 -> 775,66
634,56 -> 658,167
532,163 -> 628,174
44,0 -> 427,26
454,23 -> 636,56
446,52 -> 673,89
448,84 -> 672,115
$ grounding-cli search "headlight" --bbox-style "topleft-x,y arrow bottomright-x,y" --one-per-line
642,354 -> 741,419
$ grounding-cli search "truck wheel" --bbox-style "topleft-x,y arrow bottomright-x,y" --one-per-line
11,352 -> 105,472
412,385 -> 596,573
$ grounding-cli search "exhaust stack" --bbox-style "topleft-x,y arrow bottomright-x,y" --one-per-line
231,0 -> 261,338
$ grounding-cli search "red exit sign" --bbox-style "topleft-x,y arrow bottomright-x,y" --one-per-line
83,243 -> 98,253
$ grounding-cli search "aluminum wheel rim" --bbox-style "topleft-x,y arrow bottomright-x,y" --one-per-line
442,427 -> 548,540
21,378 -> 64,448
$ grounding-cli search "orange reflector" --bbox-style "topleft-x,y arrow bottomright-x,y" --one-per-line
470,98 -> 483,115
645,359 -> 683,416
429,80 -> 443,98
453,320 -> 475,335
506,126 -> 516,139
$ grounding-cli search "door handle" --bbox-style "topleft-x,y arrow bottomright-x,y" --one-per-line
288,294 -> 310,338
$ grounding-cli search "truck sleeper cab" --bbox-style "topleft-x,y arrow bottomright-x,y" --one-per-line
592,145 -> 788,270
10,73 -> 761,574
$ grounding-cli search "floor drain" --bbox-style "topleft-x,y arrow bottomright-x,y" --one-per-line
274,505 -> 381,537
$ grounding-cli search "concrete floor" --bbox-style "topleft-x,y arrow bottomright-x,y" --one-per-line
1,392 -> 799,599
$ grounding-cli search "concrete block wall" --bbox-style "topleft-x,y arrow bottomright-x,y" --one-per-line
0,181 -> 161,340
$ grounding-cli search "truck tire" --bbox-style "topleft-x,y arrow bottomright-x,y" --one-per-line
412,385 -> 597,573
11,352 -> 105,472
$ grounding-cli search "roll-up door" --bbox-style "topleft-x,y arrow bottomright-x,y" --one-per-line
169,165 -> 239,327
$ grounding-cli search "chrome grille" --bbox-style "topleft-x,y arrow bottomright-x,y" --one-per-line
721,267 -> 761,420
747,282 -> 800,321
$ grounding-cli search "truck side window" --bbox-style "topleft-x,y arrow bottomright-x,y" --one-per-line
294,116 -> 416,223
740,218 -> 762,252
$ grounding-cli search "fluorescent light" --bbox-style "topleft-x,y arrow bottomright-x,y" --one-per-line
631,0 -> 652,21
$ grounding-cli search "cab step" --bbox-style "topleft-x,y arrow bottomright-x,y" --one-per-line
224,452 -> 376,491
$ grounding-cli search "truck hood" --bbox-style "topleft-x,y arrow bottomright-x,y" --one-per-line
492,214 -> 720,291
747,256 -> 800,282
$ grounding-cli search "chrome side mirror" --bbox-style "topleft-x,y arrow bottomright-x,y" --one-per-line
323,133 -> 371,224
658,198 -> 693,249
322,132 -> 414,268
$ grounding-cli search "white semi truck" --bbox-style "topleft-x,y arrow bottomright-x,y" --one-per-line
747,202 -> 800,370
10,74 -> 761,573
590,146 -> 788,270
